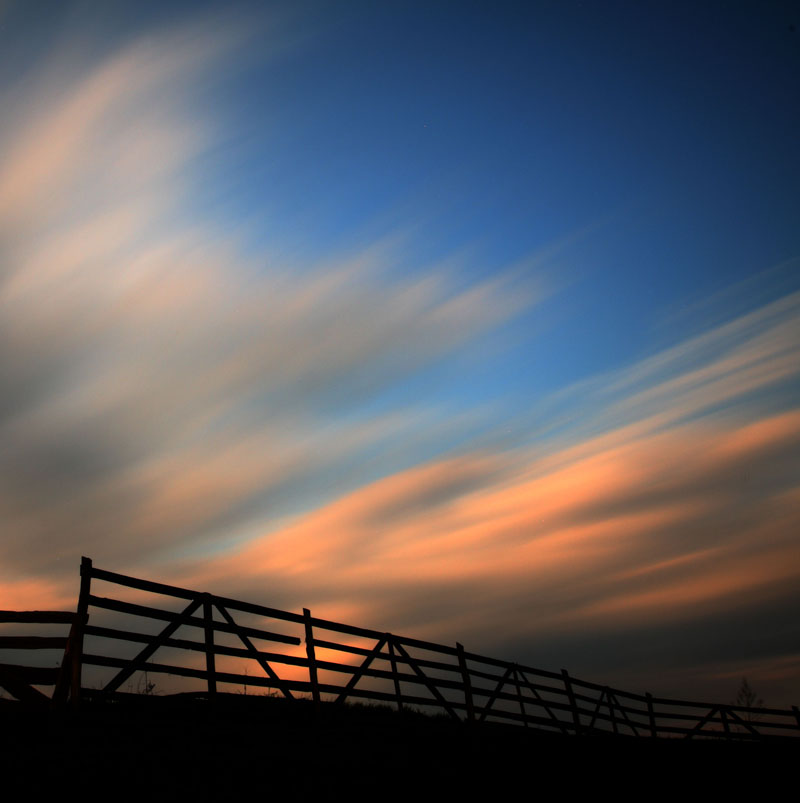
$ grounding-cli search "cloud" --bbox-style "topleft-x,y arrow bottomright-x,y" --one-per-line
2,14 -> 798,705
0,22 -> 534,584
171,293 -> 800,701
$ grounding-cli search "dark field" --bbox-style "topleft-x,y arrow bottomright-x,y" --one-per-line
1,693 -> 795,798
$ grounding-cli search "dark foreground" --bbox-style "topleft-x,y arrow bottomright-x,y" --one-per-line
1,694 -> 795,798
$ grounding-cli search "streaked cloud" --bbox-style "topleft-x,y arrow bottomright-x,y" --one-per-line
174,294 -> 800,701
0,22 -> 535,587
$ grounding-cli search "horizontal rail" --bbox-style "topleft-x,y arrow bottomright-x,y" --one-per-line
643,705 -> 798,726
647,695 -> 799,719
84,624 -> 309,669
311,637 -> 461,676
0,663 -> 62,685
87,596 -> 300,646
89,566 -> 307,625
0,636 -> 69,650
88,567 -> 199,602
0,610 -> 77,624
462,649 -> 564,681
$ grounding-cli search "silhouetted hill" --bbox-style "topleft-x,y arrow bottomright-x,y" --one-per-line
1,694 -> 794,797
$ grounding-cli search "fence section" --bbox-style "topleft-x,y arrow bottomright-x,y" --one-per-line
18,557 -> 800,740
0,609 -> 85,705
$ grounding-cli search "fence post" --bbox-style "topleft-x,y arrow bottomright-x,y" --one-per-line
69,557 -> 92,709
720,706 -> 731,739
562,669 -> 581,735
513,667 -> 528,727
456,643 -> 475,723
202,594 -> 216,700
606,687 -> 618,734
387,635 -> 403,712
646,693 -> 657,738
304,608 -> 320,706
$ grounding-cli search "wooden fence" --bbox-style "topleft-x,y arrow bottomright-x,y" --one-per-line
2,557 -> 799,740
0,608 -> 85,706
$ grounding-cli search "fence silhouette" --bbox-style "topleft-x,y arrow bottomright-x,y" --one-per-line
2,557 -> 799,741
0,608 -> 84,705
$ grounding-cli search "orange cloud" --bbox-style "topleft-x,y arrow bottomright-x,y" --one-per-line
175,405 -> 799,657
0,577 -> 76,612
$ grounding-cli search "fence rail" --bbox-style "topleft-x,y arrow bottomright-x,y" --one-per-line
0,609 -> 84,705
2,557 -> 798,740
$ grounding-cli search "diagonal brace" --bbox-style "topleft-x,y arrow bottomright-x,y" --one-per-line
685,706 -> 720,739
588,687 -> 607,730
335,635 -> 387,704
104,598 -> 200,692
477,665 -> 513,722
517,669 -> 571,734
607,689 -> 640,736
726,707 -> 761,737
393,641 -> 460,721
215,604 -> 295,700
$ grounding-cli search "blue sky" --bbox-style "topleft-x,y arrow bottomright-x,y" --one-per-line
209,0 -> 799,402
0,1 -> 798,704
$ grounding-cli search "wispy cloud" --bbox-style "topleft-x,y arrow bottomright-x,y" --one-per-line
2,15 -> 798,705
0,22 -> 535,587
173,292 -> 800,700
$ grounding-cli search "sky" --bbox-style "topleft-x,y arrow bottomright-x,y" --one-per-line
1,0 -> 799,706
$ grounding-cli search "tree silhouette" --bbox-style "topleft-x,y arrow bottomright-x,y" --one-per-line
733,677 -> 763,722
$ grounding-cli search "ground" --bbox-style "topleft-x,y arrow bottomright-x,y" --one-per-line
0,694 -> 795,798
